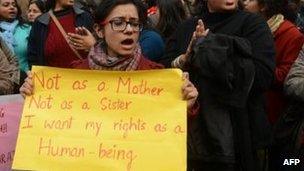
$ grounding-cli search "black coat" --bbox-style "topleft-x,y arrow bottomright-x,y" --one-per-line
27,5 -> 94,68
161,9 -> 275,170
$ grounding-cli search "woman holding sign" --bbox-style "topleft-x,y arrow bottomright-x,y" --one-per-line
20,0 -> 198,113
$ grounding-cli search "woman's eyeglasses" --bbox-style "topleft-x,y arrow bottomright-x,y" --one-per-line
101,18 -> 143,32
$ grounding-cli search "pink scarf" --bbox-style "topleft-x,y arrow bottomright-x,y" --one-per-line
88,43 -> 142,71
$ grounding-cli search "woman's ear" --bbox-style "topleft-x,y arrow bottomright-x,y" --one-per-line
93,23 -> 104,38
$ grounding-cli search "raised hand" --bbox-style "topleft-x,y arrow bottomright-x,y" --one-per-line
172,19 -> 209,69
67,27 -> 97,51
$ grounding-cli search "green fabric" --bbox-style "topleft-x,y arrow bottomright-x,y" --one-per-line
13,24 -> 31,72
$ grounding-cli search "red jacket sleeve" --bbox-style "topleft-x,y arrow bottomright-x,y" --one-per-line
274,23 -> 304,87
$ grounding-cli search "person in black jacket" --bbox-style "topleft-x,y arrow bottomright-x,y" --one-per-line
160,0 -> 275,170
27,0 -> 94,68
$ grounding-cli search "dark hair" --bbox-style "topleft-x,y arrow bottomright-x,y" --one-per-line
145,0 -> 156,7
45,0 -> 55,10
95,0 -> 145,24
29,0 -> 46,13
156,0 -> 187,40
284,2 -> 299,23
14,0 -> 23,23
137,0 -> 151,28
257,0 -> 289,19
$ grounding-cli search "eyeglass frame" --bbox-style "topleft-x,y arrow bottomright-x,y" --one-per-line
100,17 -> 143,32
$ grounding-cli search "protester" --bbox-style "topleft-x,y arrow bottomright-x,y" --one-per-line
67,1 -> 164,62
244,1 -> 304,169
0,36 -> 19,95
21,0 -> 198,114
244,0 -> 304,125
27,0 -> 94,68
280,46 -> 304,171
0,0 -> 31,72
27,0 -> 46,23
160,0 -> 275,170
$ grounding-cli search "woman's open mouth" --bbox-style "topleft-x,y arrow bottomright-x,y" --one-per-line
9,11 -> 16,16
120,38 -> 135,50
121,39 -> 134,45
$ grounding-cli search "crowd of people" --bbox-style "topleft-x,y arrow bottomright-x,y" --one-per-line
1,0 -> 304,170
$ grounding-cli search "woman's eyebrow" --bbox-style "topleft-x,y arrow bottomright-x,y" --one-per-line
110,16 -> 139,20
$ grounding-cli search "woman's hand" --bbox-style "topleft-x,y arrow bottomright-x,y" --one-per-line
67,27 -> 96,51
182,73 -> 198,110
20,71 -> 34,98
184,19 -> 209,61
173,19 -> 209,68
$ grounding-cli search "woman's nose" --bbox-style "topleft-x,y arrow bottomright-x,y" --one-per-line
124,23 -> 133,33
9,4 -> 15,9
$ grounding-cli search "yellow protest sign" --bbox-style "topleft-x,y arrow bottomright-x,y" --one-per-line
13,66 -> 186,171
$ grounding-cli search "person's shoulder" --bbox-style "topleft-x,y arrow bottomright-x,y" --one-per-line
278,20 -> 303,36
239,10 -> 265,24
16,23 -> 31,31
237,10 -> 270,35
75,6 -> 93,19
140,29 -> 163,43
35,12 -> 50,25
14,23 -> 31,37
141,29 -> 160,36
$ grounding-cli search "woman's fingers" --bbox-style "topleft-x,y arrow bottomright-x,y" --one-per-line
196,19 -> 206,37
20,79 -> 34,98
67,28 -> 96,51
203,29 -> 210,37
67,34 -> 86,50
68,33 -> 82,40
75,27 -> 86,35
182,72 -> 189,81
197,19 -> 205,30
181,73 -> 198,109
68,33 -> 84,44
81,27 -> 92,36
20,83 -> 32,96
183,86 -> 197,100
182,80 -> 195,99
20,71 -> 35,98
184,19 -> 207,59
